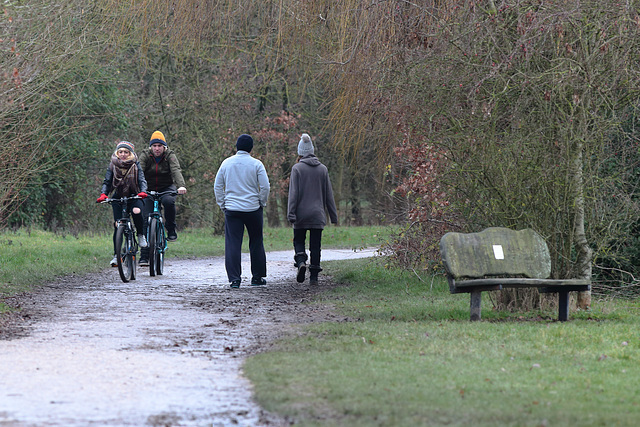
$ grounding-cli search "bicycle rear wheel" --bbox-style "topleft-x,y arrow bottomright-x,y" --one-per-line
154,219 -> 165,275
115,225 -> 133,282
148,218 -> 157,277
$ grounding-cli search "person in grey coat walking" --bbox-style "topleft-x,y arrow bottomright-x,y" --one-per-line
287,133 -> 338,285
214,134 -> 271,288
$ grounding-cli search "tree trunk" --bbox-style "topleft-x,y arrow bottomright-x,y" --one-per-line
267,197 -> 281,228
335,158 -> 344,225
573,140 -> 592,309
350,173 -> 363,226
280,194 -> 289,224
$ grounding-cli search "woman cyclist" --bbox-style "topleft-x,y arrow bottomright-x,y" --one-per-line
96,141 -> 148,267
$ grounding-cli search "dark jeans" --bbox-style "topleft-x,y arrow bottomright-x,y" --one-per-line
293,228 -> 323,267
142,185 -> 177,234
224,207 -> 267,282
111,199 -> 144,253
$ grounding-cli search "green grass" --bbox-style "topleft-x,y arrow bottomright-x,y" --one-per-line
0,229 -> 110,294
244,258 -> 640,427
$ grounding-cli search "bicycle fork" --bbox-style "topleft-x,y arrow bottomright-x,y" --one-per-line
117,220 -> 138,255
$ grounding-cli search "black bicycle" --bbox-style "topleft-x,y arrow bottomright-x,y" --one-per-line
101,195 -> 142,282
145,190 -> 178,276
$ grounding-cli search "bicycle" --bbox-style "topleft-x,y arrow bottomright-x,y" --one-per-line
100,195 -> 142,283
145,190 -> 178,276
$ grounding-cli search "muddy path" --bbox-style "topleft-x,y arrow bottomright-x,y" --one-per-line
0,249 -> 377,426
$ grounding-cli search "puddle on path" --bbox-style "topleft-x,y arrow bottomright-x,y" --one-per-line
0,249 -> 377,426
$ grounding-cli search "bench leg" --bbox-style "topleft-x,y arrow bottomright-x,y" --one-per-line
558,291 -> 569,321
470,291 -> 482,321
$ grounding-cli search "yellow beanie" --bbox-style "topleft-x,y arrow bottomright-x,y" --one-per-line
150,131 -> 167,146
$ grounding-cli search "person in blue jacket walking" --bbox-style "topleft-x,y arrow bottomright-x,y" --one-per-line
214,134 -> 271,288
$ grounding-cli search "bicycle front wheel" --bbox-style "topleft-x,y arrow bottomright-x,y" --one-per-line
115,225 -> 133,283
128,232 -> 137,281
155,222 -> 165,276
148,218 -> 157,277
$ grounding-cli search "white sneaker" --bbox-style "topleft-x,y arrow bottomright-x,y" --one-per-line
138,235 -> 148,248
110,255 -> 118,267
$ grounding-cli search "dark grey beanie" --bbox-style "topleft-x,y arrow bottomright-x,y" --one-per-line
236,134 -> 254,152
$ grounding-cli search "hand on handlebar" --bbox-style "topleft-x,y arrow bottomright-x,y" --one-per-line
177,187 -> 187,195
137,192 -> 148,199
96,193 -> 108,203
148,190 -> 181,198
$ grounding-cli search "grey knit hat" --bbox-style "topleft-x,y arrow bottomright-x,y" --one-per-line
297,133 -> 315,156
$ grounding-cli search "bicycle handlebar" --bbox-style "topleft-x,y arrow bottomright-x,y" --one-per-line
100,195 -> 143,204
147,190 -> 179,198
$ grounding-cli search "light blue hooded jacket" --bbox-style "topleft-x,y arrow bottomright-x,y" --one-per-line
214,151 -> 270,212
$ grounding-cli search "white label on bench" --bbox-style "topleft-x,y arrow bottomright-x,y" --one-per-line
493,245 -> 504,260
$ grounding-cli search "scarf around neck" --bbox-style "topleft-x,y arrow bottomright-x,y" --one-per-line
109,153 -> 139,196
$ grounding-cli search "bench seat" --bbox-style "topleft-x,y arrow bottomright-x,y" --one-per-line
452,278 -> 590,289
440,227 -> 591,321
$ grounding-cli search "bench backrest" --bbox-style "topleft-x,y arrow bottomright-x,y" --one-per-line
439,227 -> 551,280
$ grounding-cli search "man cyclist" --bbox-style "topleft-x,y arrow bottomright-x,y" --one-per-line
139,130 -> 187,266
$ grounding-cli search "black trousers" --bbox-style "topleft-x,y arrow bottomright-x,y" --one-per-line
141,185 -> 177,259
224,207 -> 267,282
142,184 -> 178,234
293,228 -> 323,267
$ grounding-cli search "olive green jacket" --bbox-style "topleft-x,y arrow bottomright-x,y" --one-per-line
138,147 -> 186,191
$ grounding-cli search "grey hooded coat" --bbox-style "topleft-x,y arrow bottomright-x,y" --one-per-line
287,155 -> 338,229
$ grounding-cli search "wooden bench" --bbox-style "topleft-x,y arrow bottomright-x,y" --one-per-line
439,227 -> 591,321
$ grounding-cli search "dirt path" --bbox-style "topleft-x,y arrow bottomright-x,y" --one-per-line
0,249 -> 377,426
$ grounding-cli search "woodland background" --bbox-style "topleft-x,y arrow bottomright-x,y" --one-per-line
1,0 -> 639,295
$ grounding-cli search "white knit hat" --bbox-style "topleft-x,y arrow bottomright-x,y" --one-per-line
297,133 -> 315,156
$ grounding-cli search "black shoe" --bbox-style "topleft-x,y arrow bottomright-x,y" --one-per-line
309,265 -> 322,286
167,231 -> 177,242
230,280 -> 241,289
139,257 -> 149,267
296,263 -> 307,283
251,277 -> 267,286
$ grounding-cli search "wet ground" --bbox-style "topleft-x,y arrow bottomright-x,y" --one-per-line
0,249 -> 377,426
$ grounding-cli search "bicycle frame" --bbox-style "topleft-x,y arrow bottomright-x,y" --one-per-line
110,194 -> 141,241
145,190 -> 177,276
146,190 -> 178,250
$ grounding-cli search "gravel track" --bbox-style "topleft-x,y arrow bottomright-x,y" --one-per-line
0,249 -> 377,426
